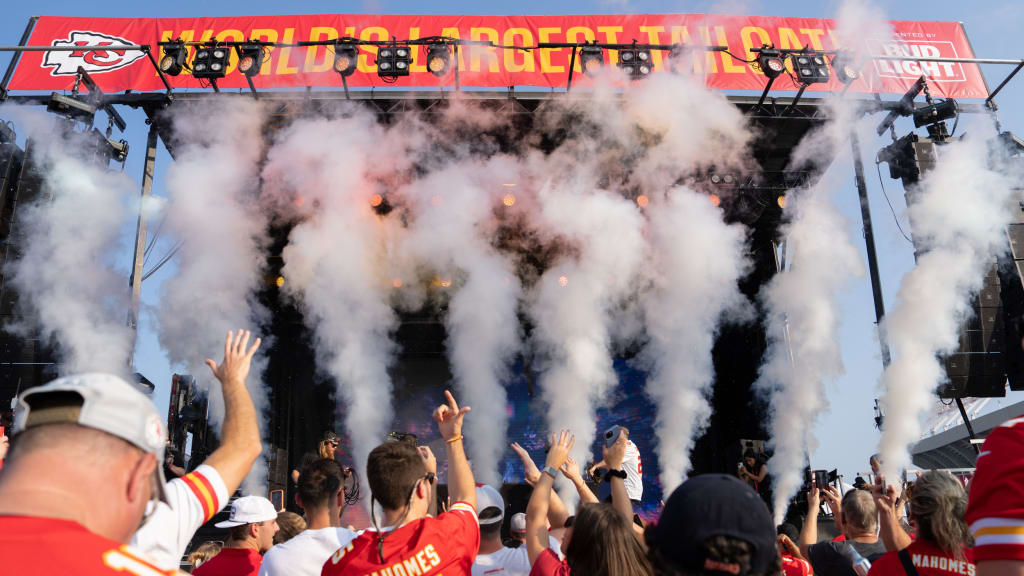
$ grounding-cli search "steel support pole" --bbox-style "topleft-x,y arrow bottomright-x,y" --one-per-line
127,122 -> 158,367
851,130 -> 892,368
0,17 -> 39,101
954,397 -> 981,454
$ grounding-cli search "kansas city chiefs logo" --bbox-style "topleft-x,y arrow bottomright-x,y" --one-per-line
43,30 -> 145,76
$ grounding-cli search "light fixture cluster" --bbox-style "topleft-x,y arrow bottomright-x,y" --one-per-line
754,45 -> 861,86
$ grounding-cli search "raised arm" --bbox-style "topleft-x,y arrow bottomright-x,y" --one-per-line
433,391 -> 474,510
527,430 -> 573,567
511,442 -> 569,528
561,456 -> 599,505
604,435 -> 633,524
873,477 -> 912,551
202,330 -> 263,493
798,487 -> 820,560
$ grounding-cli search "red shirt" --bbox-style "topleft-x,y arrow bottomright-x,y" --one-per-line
192,547 -> 262,576
322,501 -> 479,576
782,554 -> 813,576
868,541 -> 974,576
966,415 -> 1024,563
529,549 -> 570,576
0,515 -> 179,575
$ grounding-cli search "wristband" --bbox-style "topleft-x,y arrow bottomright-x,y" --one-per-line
542,466 -> 559,479
445,435 -> 463,444
604,469 -> 627,482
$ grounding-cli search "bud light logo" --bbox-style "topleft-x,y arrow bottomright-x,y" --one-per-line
869,39 -> 967,83
42,30 -> 145,76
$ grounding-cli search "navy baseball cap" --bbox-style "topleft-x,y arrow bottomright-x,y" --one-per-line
646,474 -> 777,576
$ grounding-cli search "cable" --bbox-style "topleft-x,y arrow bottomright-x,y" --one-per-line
723,49 -> 757,63
949,109 -> 960,138
875,161 -> 914,244
141,240 -> 183,282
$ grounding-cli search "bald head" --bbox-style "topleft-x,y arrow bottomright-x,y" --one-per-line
841,489 -> 879,536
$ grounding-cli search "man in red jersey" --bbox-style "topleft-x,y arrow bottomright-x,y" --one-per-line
778,524 -> 814,576
322,390 -> 478,576
193,496 -> 280,576
966,415 -> 1024,576
0,371 -> 179,575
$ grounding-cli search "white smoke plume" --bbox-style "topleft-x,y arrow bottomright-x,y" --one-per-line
878,132 -> 1018,477
4,108 -> 135,376
262,111 -> 411,490
156,98 -> 271,493
640,188 -> 749,493
399,158 -> 522,487
526,171 -> 647,483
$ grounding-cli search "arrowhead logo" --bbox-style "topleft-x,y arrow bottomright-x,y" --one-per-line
42,30 -> 145,76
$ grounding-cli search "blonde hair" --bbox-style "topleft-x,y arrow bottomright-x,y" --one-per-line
318,439 -> 334,459
274,511 -> 307,545
911,471 -> 972,560
187,541 -> 222,569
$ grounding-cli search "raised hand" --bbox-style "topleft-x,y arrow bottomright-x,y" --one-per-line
820,484 -> 841,515
544,430 -> 574,471
418,445 -> 437,475
871,475 -> 899,516
432,390 -> 470,441
560,456 -> 583,483
807,486 -> 821,511
511,442 -> 542,485
603,434 -> 627,470
205,329 -> 261,386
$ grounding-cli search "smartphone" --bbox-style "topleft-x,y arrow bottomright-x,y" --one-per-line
809,469 -> 828,488
604,425 -> 624,449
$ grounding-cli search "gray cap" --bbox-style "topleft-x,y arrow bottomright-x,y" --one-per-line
14,373 -> 169,503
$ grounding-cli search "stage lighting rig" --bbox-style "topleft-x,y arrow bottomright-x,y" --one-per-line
159,40 -> 187,76
756,47 -> 786,79
46,93 -> 96,124
580,45 -> 604,76
618,43 -> 652,79
793,53 -> 829,84
830,50 -> 860,84
913,99 -> 959,128
376,44 -> 412,79
426,42 -> 452,77
333,42 -> 358,77
192,45 -> 230,79
236,43 -> 265,77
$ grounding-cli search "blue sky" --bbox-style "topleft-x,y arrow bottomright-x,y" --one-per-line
0,0 -> 1021,482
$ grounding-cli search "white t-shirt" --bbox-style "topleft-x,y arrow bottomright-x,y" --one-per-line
131,464 -> 230,570
623,441 -> 643,501
259,526 -> 360,576
472,536 -> 562,576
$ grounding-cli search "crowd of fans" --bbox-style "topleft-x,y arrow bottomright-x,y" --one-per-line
0,327 -> 1021,576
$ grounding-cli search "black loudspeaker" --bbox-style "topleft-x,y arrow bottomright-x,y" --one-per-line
1000,201 -> 1024,391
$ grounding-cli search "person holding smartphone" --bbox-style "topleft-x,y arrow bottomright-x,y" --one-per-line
587,425 -> 644,507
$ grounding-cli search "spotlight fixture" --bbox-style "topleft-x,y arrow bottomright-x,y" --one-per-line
159,41 -> 187,76
913,99 -> 958,128
709,193 -> 721,207
333,43 -> 358,77
376,44 -> 412,79
426,43 -> 451,77
777,194 -> 787,209
192,45 -> 230,79
830,51 -> 860,84
756,48 -> 787,79
793,53 -> 829,84
617,46 -> 652,79
46,93 -> 96,123
236,44 -> 264,77
580,45 -> 604,77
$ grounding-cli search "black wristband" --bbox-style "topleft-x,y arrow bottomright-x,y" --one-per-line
603,469 -> 627,482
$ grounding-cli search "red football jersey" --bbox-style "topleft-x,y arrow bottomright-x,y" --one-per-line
0,515 -> 180,575
782,554 -> 813,576
966,415 -> 1024,562
322,501 -> 479,576
529,548 -> 570,576
867,541 -> 974,576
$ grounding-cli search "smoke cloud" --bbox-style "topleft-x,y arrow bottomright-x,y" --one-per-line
156,98 -> 271,493
878,132 -> 1019,477
4,108 -> 135,376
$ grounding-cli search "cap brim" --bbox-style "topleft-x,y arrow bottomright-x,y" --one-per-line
215,519 -> 246,528
478,515 -> 504,525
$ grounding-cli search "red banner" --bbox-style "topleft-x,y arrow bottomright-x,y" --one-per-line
6,15 -> 988,98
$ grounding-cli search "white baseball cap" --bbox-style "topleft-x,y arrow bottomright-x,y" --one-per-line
510,512 -> 526,534
215,496 -> 279,528
476,484 -> 505,525
14,373 -> 169,503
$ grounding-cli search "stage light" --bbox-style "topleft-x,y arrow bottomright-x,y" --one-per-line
830,51 -> 860,84
237,44 -> 264,77
369,194 -> 384,207
502,194 -> 516,207
159,41 -> 187,76
794,54 -> 829,84
756,48 -> 786,79
722,174 -> 735,185
333,43 -> 358,77
913,99 -> 959,128
192,45 -> 230,79
275,276 -> 285,288
710,174 -> 722,185
777,195 -> 787,209
47,93 -> 96,124
557,275 -> 569,287
636,194 -> 649,207
580,46 -> 604,77
377,45 -> 412,79
426,43 -> 451,77
440,278 -> 452,288
709,193 -> 721,207
392,278 -> 403,288
617,47 -> 652,79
